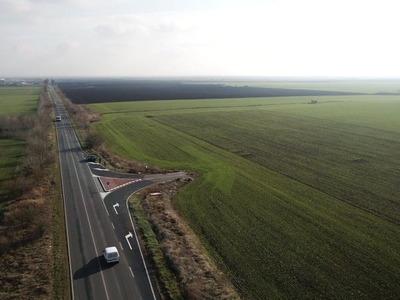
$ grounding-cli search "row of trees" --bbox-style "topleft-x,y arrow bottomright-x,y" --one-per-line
62,96 -> 103,148
0,86 -> 58,299
0,86 -> 54,252
60,93 -> 150,172
0,115 -> 33,139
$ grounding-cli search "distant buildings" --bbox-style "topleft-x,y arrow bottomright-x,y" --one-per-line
0,78 -> 42,86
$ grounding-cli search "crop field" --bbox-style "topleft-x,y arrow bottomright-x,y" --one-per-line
0,140 -> 26,200
88,94 -> 400,299
0,87 -> 38,200
57,79 -> 361,104
204,79 -> 400,94
0,87 -> 40,115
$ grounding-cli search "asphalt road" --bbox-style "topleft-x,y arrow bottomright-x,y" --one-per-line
50,86 -> 184,300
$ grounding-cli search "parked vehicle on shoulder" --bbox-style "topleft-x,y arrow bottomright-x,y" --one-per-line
102,246 -> 119,263
87,154 -> 97,162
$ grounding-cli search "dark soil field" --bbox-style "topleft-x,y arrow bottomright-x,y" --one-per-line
56,79 -> 361,104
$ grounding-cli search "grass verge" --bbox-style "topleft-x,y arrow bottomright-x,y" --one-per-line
129,178 -> 239,299
129,192 -> 182,300
50,126 -> 70,300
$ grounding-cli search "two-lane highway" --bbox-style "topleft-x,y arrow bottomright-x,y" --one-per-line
51,87 -> 160,300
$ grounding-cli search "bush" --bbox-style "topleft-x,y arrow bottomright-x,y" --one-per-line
85,132 -> 103,149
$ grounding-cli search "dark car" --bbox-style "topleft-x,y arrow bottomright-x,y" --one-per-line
87,155 -> 97,162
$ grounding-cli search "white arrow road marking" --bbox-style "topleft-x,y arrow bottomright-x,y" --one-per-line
113,203 -> 120,215
125,232 -> 133,250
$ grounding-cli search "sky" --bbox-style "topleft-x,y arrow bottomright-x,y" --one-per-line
1,0 -> 400,78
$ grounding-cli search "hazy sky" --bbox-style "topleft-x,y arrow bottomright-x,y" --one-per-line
1,0 -> 399,78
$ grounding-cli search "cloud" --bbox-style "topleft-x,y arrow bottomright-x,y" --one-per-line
95,18 -> 145,38
14,41 -> 38,54
0,0 -> 32,14
1,0 -> 400,77
94,12 -> 195,40
56,41 -> 81,55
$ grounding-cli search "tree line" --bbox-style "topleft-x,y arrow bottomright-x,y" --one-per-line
0,85 -> 54,252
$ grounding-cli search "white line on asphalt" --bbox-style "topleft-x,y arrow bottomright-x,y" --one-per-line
101,195 -> 110,216
119,241 -> 124,251
125,232 -> 133,250
126,190 -> 157,300
129,266 -> 135,278
69,143 -> 111,300
111,222 -> 115,229
55,111 -> 75,300
113,203 -> 119,215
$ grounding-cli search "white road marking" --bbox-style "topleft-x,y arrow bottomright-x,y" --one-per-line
113,203 -> 120,215
119,241 -> 124,251
129,266 -> 135,278
125,232 -> 133,250
67,135 -> 111,300
99,191 -> 109,200
125,192 -> 157,300
111,222 -> 115,229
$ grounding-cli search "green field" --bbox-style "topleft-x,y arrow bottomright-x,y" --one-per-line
0,87 -> 39,200
89,95 -> 400,299
197,79 -> 400,94
0,87 -> 40,115
0,139 -> 26,199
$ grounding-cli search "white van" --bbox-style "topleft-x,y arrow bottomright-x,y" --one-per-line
102,246 -> 120,263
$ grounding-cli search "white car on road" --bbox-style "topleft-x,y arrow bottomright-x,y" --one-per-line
102,246 -> 120,263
